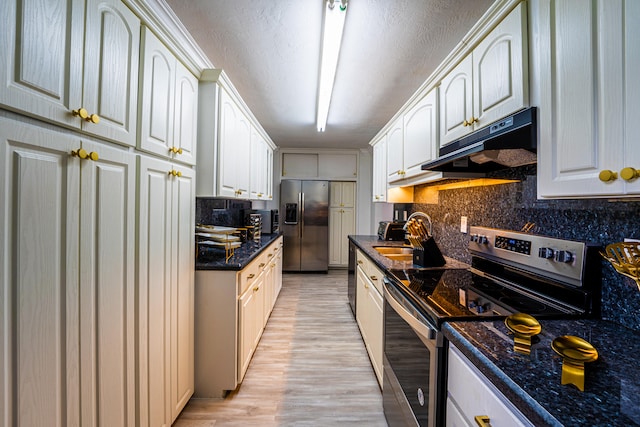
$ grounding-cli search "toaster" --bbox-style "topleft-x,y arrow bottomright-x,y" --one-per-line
378,221 -> 406,241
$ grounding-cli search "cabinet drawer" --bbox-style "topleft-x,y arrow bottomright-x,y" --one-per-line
356,250 -> 384,294
447,345 -> 532,427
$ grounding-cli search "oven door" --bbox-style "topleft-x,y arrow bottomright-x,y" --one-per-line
383,277 -> 445,427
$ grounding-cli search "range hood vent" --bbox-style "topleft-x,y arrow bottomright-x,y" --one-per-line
422,107 -> 537,173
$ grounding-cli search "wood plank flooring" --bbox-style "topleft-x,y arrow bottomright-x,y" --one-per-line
174,270 -> 387,426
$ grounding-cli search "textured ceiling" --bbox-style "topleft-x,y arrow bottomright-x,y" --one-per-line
164,0 -> 494,149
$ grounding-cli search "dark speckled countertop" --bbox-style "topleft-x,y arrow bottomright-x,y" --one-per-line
348,235 -> 469,271
195,233 -> 281,270
444,319 -> 640,426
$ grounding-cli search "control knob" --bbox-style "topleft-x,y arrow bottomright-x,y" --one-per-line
478,235 -> 489,244
554,250 -> 574,263
538,247 -> 555,259
470,234 -> 478,242
476,303 -> 491,314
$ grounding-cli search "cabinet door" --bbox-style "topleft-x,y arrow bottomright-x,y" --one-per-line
473,2 -> 527,129
218,89 -> 250,198
83,0 -> 140,146
367,282 -> 384,385
172,62 -> 198,165
0,0 -> 84,128
235,113 -> 251,197
372,138 -> 387,202
537,0 -> 640,198
138,155 -> 173,427
0,120 -> 81,426
139,27 -> 176,159
78,140 -> 136,426
341,182 -> 356,208
238,274 -> 263,383
340,208 -> 356,265
170,164 -> 195,420
403,89 -> 438,178
328,208 -> 344,266
249,130 -> 268,200
386,120 -> 404,182
440,55 -> 473,146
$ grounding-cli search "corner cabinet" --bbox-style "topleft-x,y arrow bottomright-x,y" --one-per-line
0,119 -> 137,426
440,2 -> 528,147
137,155 -> 195,426
194,237 -> 283,398
139,27 -> 198,166
447,344 -> 533,427
355,250 -> 384,387
197,70 -> 275,199
536,0 -> 640,198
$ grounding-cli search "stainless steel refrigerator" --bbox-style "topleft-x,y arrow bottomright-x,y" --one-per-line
280,180 -> 329,272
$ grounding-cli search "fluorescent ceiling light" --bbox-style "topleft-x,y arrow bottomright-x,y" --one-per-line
316,0 -> 348,132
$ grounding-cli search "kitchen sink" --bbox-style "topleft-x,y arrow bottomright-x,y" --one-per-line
373,246 -> 414,261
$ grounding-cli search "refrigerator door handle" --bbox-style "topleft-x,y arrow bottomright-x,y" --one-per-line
299,192 -> 304,239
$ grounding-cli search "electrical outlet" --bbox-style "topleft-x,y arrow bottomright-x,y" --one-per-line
460,216 -> 468,233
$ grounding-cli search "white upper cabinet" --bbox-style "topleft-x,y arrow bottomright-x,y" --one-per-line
386,88 -> 439,184
139,27 -> 198,165
403,88 -> 438,178
371,135 -> 387,202
197,70 -> 273,199
0,0 -> 140,146
536,0 -> 640,198
440,2 -> 528,146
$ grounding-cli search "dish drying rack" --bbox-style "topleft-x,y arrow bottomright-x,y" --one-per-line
196,224 -> 241,262
601,242 -> 640,291
404,212 -> 445,267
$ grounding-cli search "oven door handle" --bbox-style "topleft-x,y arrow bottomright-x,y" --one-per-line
384,279 -> 436,341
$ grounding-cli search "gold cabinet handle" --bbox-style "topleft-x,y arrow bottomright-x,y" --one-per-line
86,113 -> 100,124
598,170 -> 618,182
471,116 -> 479,125
72,108 -> 100,124
257,193 -> 263,197
620,167 -> 640,182
169,146 -> 183,154
259,263 -> 266,268
375,195 -> 380,200
463,119 -> 470,127
72,108 -> 89,120
247,273 -> 255,280
253,287 -> 259,292
268,254 -> 273,258
71,148 -> 99,161
474,415 -> 492,427
357,260 -> 363,265
364,283 -> 369,289
370,276 -> 378,281
168,170 -> 182,177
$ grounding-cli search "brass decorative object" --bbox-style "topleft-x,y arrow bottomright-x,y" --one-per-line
505,313 -> 541,355
601,242 -> 640,291
551,335 -> 598,392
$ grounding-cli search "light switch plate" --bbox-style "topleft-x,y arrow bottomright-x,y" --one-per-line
460,216 -> 468,233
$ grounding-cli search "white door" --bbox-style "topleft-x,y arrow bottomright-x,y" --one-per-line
439,55 -> 473,146
0,120 -> 81,426
170,164 -> 195,421
138,155 -> 173,427
78,140 -> 136,426
0,0 -> 84,127
218,90 -> 240,197
172,62 -> 198,165
83,0 -> 140,145
403,89 -> 438,178
386,121 -> 404,182
139,27 -> 176,159
473,2 -> 527,129
372,138 -> 387,202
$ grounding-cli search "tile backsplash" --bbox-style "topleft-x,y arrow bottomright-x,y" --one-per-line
399,165 -> 640,331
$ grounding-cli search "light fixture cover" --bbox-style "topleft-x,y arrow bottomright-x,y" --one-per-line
316,0 -> 348,132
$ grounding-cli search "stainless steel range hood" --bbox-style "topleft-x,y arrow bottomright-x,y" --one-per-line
422,107 -> 537,173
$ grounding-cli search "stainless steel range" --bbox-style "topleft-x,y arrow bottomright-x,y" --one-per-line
382,226 -> 601,427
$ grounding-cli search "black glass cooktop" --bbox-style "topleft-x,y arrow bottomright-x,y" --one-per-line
385,265 -> 587,328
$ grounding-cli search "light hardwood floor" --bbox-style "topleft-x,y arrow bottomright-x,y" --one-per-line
174,270 -> 387,426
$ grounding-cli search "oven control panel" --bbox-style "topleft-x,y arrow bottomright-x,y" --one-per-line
469,226 -> 586,286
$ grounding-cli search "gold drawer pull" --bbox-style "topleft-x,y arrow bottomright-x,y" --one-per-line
621,167 -> 640,181
598,170 -> 617,182
247,274 -> 255,280
253,287 -> 259,292
259,263 -> 266,268
370,276 -> 378,281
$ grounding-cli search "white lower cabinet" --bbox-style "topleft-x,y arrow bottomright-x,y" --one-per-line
355,250 -> 384,387
194,236 -> 283,398
447,344 -> 533,427
0,118 -> 136,426
138,155 -> 195,426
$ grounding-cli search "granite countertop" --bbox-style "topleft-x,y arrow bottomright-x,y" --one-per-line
443,319 -> 640,426
195,233 -> 281,271
348,235 -> 469,271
